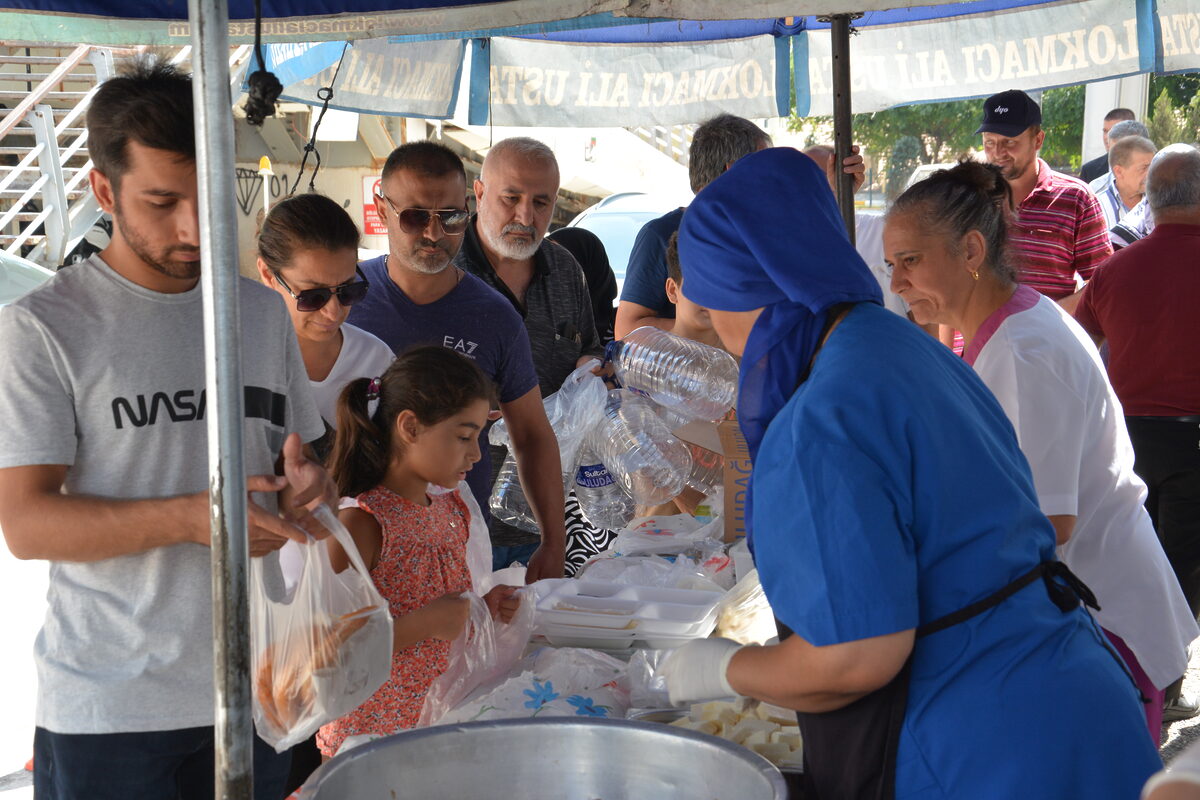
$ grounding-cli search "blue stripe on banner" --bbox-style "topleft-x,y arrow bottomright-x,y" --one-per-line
468,38 -> 490,126
1137,0 -> 1162,72
792,33 -> 811,118
774,35 -> 792,117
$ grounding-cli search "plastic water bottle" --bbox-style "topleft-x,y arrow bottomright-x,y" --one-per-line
652,402 -> 725,496
608,326 -> 739,422
489,452 -> 538,533
588,389 -> 692,506
573,446 -> 636,530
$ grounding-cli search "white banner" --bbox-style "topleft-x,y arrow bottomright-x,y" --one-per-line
1156,0 -> 1200,72
803,0 -> 1148,115
474,35 -> 788,127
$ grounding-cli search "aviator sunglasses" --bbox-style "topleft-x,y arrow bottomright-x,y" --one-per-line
273,266 -> 370,312
376,192 -> 470,235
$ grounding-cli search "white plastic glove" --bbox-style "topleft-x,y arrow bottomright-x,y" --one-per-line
659,637 -> 744,707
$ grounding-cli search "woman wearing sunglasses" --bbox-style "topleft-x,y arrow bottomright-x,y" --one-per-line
256,193 -> 395,457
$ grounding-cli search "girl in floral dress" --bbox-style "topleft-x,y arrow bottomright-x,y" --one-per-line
317,346 -> 520,758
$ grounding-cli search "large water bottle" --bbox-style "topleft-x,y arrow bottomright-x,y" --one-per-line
588,389 -> 692,506
573,445 -> 637,530
608,326 -> 739,422
489,452 -> 538,533
654,402 -> 725,495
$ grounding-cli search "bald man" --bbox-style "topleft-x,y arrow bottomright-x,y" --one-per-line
454,137 -> 603,568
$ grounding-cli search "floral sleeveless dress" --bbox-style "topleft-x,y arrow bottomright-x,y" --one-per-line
316,486 -> 472,757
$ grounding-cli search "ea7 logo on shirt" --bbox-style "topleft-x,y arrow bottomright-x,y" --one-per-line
111,386 -> 287,430
443,336 -> 479,357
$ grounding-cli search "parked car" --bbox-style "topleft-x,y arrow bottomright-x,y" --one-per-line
563,192 -> 688,291
0,251 -> 53,307
904,163 -> 959,191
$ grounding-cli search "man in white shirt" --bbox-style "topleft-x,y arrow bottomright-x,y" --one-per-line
1095,136 -> 1157,229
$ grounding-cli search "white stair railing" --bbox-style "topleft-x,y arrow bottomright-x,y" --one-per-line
0,42 -> 252,268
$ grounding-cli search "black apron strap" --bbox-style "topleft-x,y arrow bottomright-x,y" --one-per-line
916,560 -> 1100,639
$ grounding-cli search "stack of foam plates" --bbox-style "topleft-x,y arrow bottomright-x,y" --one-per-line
533,579 -> 723,650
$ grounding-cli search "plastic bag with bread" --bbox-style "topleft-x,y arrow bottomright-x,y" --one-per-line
251,505 -> 392,751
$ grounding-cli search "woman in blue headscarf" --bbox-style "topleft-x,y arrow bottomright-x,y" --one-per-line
658,148 -> 1160,799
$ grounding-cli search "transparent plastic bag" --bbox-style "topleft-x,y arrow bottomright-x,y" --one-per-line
715,569 -> 778,646
418,587 -> 536,727
251,505 -> 393,752
489,359 -> 607,474
626,649 -> 671,709
578,554 -> 722,593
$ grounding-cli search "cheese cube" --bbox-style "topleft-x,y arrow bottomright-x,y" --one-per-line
758,701 -> 797,726
750,742 -> 793,765
690,700 -> 729,723
743,730 -> 772,749
779,744 -> 806,768
727,717 -> 777,745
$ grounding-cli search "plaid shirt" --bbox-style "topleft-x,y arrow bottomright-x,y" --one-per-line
1010,159 -> 1113,299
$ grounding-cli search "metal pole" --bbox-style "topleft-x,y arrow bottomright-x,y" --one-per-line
189,0 -> 253,798
829,13 -> 859,245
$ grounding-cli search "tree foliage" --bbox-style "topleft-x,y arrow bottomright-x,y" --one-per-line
1146,83 -> 1200,146
1039,85 -> 1085,171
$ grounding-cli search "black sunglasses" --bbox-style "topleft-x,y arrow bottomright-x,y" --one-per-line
273,267 -> 370,312
376,192 -> 470,235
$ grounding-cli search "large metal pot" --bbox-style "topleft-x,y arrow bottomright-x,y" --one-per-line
299,717 -> 787,800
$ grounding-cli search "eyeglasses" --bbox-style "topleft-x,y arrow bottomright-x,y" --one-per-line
376,192 -> 470,235
273,267 -> 370,312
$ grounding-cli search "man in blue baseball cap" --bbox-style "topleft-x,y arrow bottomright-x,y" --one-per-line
977,89 -> 1110,312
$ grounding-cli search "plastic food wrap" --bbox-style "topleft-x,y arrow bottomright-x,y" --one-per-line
418,588 -> 536,727
715,569 -> 777,646
251,505 -> 393,752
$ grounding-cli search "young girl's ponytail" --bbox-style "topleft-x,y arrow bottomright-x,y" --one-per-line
327,346 -> 496,499
329,376 -> 392,498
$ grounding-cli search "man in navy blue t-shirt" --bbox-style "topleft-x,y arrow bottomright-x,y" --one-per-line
348,141 -> 566,581
614,114 -> 771,338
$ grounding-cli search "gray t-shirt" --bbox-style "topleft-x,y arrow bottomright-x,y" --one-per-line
0,255 -> 323,734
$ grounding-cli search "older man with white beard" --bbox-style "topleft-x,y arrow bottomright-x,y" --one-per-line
454,137 -> 606,568
456,137 -> 604,395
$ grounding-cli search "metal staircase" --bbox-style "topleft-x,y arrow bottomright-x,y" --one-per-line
627,124 -> 697,167
0,41 -> 251,269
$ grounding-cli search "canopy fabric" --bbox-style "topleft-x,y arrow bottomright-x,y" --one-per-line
0,0 -> 1076,44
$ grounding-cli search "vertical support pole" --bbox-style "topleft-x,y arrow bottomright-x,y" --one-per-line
30,104 -> 68,266
829,13 -> 857,244
188,0 -> 253,798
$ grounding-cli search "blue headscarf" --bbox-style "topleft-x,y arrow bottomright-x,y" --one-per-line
678,147 -> 883,461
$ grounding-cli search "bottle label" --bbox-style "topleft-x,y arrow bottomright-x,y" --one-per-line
576,464 -> 615,489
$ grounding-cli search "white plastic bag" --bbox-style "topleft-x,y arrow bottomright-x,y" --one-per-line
431,481 -> 495,595
251,505 -> 393,752
417,587 -> 537,727
489,359 -> 607,477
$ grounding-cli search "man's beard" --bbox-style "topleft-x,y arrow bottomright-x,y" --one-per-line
405,238 -> 455,275
482,222 -> 541,260
114,201 -> 201,280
